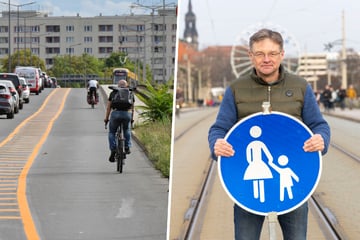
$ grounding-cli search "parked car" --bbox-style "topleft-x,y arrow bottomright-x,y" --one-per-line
19,77 -> 30,103
0,80 -> 19,114
14,67 -> 42,95
37,68 -> 45,91
0,73 -> 24,109
42,72 -> 52,88
0,83 -> 15,119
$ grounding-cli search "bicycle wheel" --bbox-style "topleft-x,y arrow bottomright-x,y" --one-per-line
116,125 -> 125,173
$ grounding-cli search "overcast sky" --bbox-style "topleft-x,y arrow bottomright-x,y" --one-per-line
2,0 -> 175,17
178,0 -> 360,54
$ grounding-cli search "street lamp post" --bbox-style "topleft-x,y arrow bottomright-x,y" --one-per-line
131,2 -> 176,83
324,11 -> 347,89
131,3 -> 156,82
69,43 -> 82,55
0,0 -> 12,72
161,0 -> 166,83
0,1 -> 35,67
68,43 -> 82,87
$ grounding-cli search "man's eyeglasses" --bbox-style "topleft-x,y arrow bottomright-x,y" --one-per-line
251,51 -> 282,60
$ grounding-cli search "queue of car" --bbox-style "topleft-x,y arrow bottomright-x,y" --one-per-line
0,67 -> 55,119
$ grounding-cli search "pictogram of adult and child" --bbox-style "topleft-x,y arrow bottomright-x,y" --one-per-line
243,125 -> 299,203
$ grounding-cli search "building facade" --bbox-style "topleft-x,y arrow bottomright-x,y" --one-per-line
298,53 -> 328,91
0,9 -> 177,83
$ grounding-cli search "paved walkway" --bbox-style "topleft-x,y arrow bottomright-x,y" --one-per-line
322,107 -> 360,122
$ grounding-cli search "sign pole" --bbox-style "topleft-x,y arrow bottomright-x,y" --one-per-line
268,212 -> 278,240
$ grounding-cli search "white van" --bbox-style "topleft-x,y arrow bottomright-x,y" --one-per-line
14,67 -> 42,95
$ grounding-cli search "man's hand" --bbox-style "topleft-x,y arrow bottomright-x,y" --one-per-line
214,138 -> 235,157
303,134 -> 324,152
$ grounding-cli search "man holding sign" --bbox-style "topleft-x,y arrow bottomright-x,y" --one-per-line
208,28 -> 330,240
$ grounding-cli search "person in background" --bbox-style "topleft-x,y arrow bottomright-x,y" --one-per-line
208,28 -> 330,240
321,85 -> 332,112
329,86 -> 337,110
87,79 -> 99,100
346,84 -> 357,110
337,87 -> 347,110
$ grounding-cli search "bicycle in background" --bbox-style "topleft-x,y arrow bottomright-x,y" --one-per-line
87,89 -> 99,108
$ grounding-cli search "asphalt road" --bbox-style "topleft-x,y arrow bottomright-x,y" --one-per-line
0,88 -> 169,240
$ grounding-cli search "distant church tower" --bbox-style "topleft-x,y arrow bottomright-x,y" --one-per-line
183,0 -> 198,50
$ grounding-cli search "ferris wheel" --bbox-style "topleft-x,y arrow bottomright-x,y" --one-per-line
230,22 -> 301,79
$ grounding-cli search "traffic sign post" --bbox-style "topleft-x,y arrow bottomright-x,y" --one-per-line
218,111 -> 322,238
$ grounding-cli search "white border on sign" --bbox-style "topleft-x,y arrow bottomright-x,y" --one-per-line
217,111 -> 322,216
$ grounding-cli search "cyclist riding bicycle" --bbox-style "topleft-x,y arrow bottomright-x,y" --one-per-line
104,79 -> 134,162
87,79 -> 99,101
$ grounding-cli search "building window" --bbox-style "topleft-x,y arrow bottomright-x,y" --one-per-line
66,25 -> 75,32
0,26 -> 8,33
0,37 -> 8,44
84,25 -> 92,32
45,36 -> 60,44
118,47 -> 127,53
66,48 -> 75,54
84,36 -> 93,43
152,58 -> 164,64
153,46 -> 166,53
98,36 -> 113,43
31,48 -> 39,55
99,25 -> 113,32
46,25 -> 60,32
46,58 -> 54,65
31,25 -> 41,33
98,47 -> 113,54
154,35 -> 166,43
153,68 -> 165,76
0,48 -> 8,54
153,24 -> 166,31
137,25 -> 145,31
66,37 -> 75,43
46,48 -> 60,54
119,25 -> 139,32
84,48 -> 92,54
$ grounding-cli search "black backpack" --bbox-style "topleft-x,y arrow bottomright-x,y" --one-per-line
111,87 -> 133,109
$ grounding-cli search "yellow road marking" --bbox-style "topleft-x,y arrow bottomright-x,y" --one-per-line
0,89 -> 59,148
15,88 -> 71,240
0,216 -> 21,219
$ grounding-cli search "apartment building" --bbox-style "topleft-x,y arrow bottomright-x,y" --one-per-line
298,53 -> 329,91
0,8 -> 177,83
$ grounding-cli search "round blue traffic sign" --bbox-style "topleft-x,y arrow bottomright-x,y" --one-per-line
218,111 -> 322,216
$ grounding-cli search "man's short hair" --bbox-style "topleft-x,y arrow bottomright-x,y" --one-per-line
118,80 -> 128,88
249,28 -> 284,51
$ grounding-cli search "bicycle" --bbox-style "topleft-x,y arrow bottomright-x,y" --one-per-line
105,120 -> 126,173
87,88 -> 99,109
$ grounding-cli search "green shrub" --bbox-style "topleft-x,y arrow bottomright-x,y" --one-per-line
135,80 -> 173,122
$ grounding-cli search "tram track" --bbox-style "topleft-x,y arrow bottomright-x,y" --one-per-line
310,139 -> 360,240
173,109 -> 360,240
